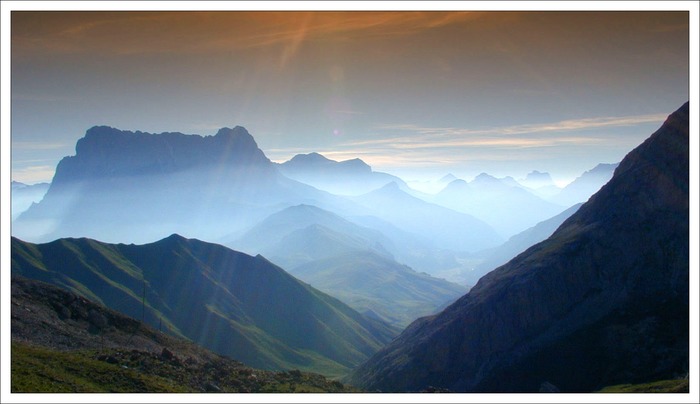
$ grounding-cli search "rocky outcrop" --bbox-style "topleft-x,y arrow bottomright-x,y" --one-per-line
349,102 -> 689,392
52,125 -> 271,184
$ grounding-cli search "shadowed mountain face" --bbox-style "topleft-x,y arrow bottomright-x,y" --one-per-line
349,102 -> 689,392
11,234 -> 398,377
468,203 -> 583,285
12,126 -> 342,244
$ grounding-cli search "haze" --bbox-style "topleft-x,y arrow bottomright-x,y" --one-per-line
8,8 -> 690,185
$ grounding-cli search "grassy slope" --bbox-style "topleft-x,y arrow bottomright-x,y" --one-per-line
290,251 -> 467,328
11,235 -> 396,377
11,341 -> 359,393
597,379 -> 689,393
10,276 -> 362,393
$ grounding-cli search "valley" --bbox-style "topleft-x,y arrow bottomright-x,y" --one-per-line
9,101 -> 690,394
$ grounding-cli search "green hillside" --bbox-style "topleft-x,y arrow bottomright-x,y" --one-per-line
10,276 -> 360,393
290,251 -> 467,328
11,234 -> 398,377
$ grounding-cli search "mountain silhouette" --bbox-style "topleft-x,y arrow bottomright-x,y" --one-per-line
550,163 -> 619,206
12,234 -> 398,377
349,102 -> 689,392
278,152 -> 405,195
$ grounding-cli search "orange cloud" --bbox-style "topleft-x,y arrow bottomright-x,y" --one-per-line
12,11 -> 480,57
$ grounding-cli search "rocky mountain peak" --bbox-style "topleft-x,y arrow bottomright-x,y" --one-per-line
52,125 -> 271,185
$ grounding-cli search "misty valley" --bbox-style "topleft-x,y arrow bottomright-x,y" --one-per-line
10,103 -> 689,393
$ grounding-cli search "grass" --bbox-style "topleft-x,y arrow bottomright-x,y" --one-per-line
598,378 -> 689,393
11,342 -> 188,393
11,341 -> 361,393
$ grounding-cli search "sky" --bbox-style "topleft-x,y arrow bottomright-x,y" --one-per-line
5,3 -> 694,187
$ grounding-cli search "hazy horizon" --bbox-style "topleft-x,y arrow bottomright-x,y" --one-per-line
8,8 -> 690,186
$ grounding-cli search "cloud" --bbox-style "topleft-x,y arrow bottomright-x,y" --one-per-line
374,113 -> 668,140
12,141 -> 68,151
265,112 -> 667,171
12,11 -> 480,58
11,165 -> 56,184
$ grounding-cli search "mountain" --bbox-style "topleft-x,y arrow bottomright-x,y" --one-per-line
349,102 -> 689,392
438,173 -> 458,184
520,170 -> 555,189
550,163 -> 619,206
228,204 -> 395,266
467,203 -> 583,285
10,276 -> 360,393
278,152 -> 405,195
12,126 -> 355,244
289,251 -> 468,328
345,214 -> 464,278
11,234 -> 398,377
433,174 -> 567,238
517,171 -> 562,199
351,182 -> 503,253
258,224 -> 394,271
11,181 -> 50,220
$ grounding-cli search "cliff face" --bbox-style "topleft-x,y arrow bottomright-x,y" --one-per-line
349,102 -> 689,392
51,126 -> 271,184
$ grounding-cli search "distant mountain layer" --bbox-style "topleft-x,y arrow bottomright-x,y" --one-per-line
289,251 -> 468,329
11,181 -> 50,220
433,173 -> 567,238
349,102 -> 689,392
278,152 -> 405,195
229,204 -> 395,267
11,234 -> 398,377
352,182 -> 503,253
550,163 -> 619,206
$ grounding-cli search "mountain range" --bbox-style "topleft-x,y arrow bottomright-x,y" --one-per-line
11,234 -> 398,377
227,203 -> 468,328
349,102 -> 689,392
351,182 -> 503,253
432,173 -> 568,238
12,126 -> 354,244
